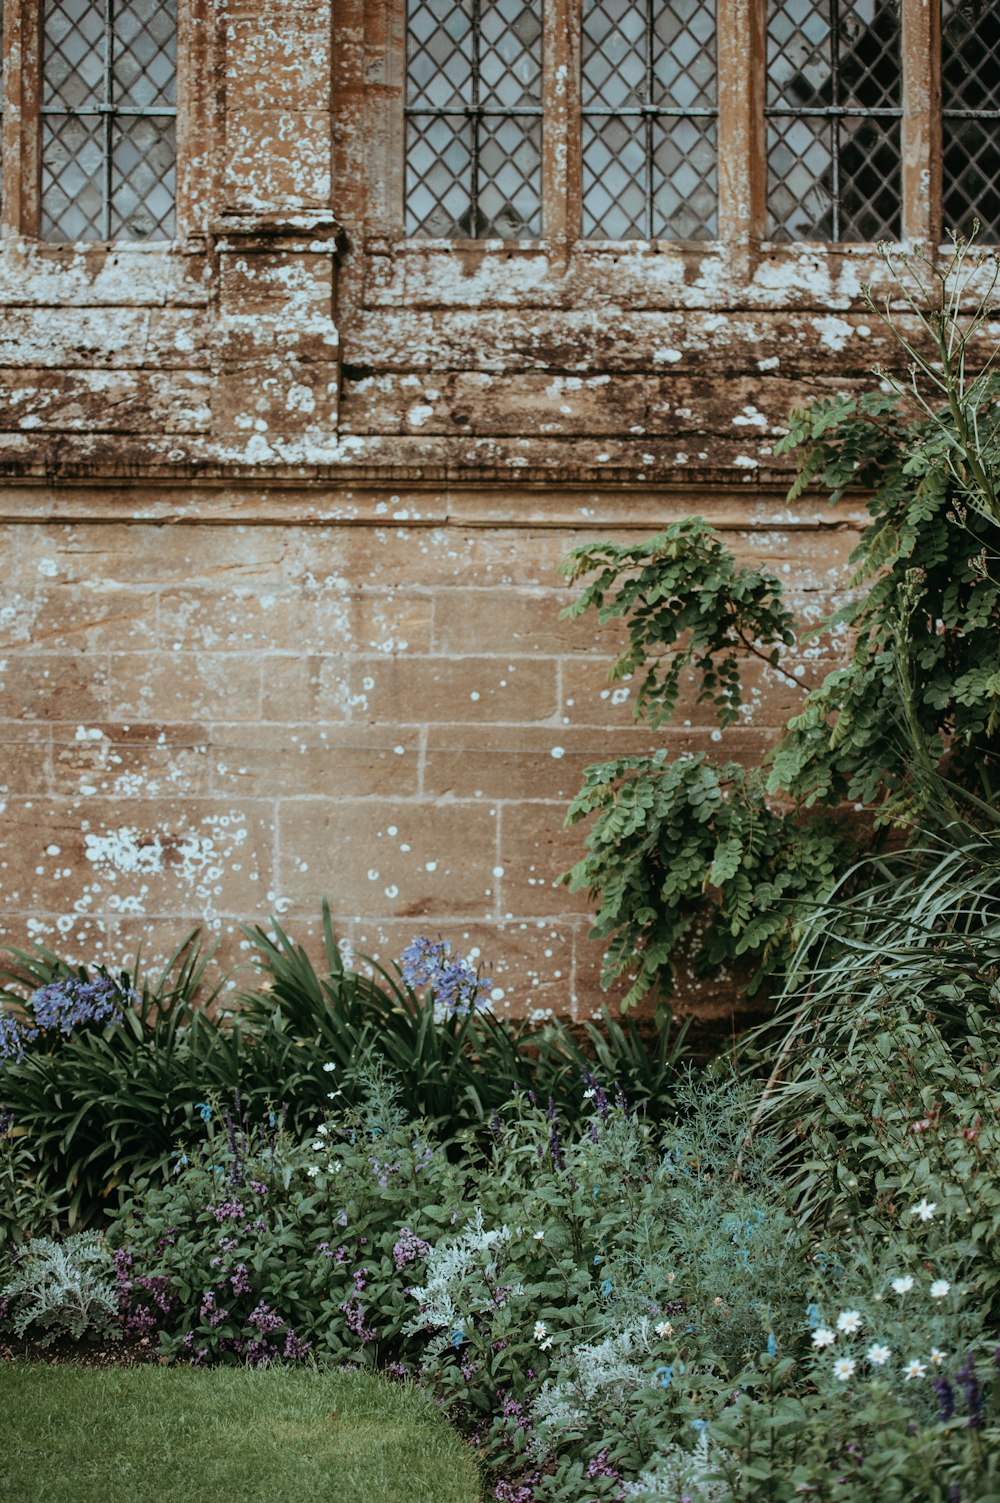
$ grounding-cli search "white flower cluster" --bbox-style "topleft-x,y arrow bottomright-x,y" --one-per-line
812,1272 -> 955,1385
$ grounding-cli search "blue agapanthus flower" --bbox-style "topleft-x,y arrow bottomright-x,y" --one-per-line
400,936 -> 484,1018
29,972 -> 136,1037
0,1012 -> 37,1064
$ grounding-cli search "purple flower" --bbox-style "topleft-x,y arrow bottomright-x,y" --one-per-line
400,936 -> 483,1016
229,1264 -> 252,1296
585,1449 -> 622,1482
29,973 -> 134,1036
209,1199 -> 246,1223
393,1227 -> 431,1271
933,1376 -> 955,1422
956,1356 -> 984,1428
340,1297 -> 377,1344
0,1012 -> 38,1063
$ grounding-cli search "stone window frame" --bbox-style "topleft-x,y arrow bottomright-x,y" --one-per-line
344,0 -> 952,305
0,0 -> 217,255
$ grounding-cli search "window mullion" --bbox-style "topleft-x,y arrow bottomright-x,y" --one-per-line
717,0 -> 765,265
1,0 -> 42,239
901,0 -> 941,244
543,0 -> 580,249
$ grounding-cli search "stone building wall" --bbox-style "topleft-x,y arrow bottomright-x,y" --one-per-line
0,0 -> 904,1018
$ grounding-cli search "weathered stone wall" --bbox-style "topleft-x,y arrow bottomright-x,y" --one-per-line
0,0 -> 905,1014
0,487 -> 858,1017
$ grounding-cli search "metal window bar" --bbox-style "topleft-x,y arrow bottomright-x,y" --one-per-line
405,0 -> 543,237
580,0 -> 719,241
765,0 -> 902,240
41,0 -> 176,243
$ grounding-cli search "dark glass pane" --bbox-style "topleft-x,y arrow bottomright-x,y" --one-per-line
406,0 -> 475,108
652,117 -> 717,237
41,113 -> 105,240
478,115 -> 542,235
767,115 -> 834,238
942,0 -> 1000,241
110,116 -> 176,239
767,0 -> 831,108
405,0 -> 542,238
405,114 -> 474,235
838,115 -> 901,238
582,0 -> 647,109
480,0 -> 543,108
582,116 -> 647,237
43,0 -> 106,109
113,0 -> 177,109
653,0 -> 717,109
839,0 -> 900,110
766,0 -> 900,240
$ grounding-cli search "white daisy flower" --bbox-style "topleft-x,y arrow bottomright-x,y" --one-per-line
891,1276 -> 914,1294
655,1321 -> 674,1339
305,1165 -> 320,1178
904,1359 -> 927,1381
833,1356 -> 856,1381
930,1279 -> 951,1299
533,1321 -> 548,1342
866,1343 -> 891,1366
322,1062 -> 337,1072
911,1198 -> 936,1222
931,1348 -> 947,1366
836,1310 -> 862,1334
533,1230 -> 545,1241
539,1337 -> 553,1351
812,1327 -> 836,1348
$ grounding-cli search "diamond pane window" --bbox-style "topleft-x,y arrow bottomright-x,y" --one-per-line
942,0 -> 1000,242
766,0 -> 902,240
405,0 -> 543,237
581,0 -> 718,240
41,0 -> 177,243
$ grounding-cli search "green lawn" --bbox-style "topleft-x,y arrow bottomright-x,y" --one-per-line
0,1363 -> 483,1503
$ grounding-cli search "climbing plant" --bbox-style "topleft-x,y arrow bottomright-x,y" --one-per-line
559,235 -> 1000,1013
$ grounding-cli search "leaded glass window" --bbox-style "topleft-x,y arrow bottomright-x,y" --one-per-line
41,0 -> 177,243
765,0 -> 902,241
581,0 -> 718,240
405,0 -> 544,237
942,0 -> 1000,242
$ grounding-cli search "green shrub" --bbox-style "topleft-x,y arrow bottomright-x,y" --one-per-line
0,935 -> 242,1226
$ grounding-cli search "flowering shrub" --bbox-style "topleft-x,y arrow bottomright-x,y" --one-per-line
96,1059 -> 1000,1501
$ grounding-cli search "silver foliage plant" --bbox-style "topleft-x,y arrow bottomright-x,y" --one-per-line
0,1232 -> 120,1346
531,1320 -> 657,1451
404,1208 -> 523,1357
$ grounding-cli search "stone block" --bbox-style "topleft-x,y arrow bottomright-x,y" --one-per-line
109,652 -> 262,722
276,798 -> 499,919
343,655 -> 559,725
209,724 -> 420,799
0,797 -> 276,921
0,652 -> 110,722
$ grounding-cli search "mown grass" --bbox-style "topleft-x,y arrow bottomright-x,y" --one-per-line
0,1363 -> 483,1503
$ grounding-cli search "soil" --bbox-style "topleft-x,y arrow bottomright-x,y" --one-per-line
0,1326 -> 164,1368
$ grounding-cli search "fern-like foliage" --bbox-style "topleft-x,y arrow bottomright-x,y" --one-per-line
559,517 -> 796,730
562,752 -> 842,1007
